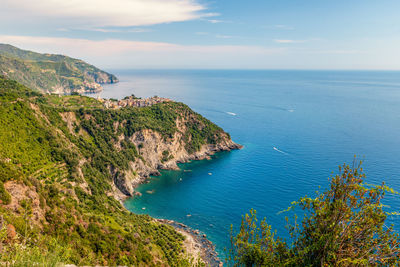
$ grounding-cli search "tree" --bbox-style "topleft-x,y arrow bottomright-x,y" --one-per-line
228,209 -> 288,266
229,162 -> 400,266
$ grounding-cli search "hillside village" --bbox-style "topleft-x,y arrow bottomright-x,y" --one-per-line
100,95 -> 172,109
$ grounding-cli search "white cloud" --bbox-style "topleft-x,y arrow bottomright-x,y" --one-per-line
89,28 -> 122,33
2,35 -> 396,70
208,19 -> 223,23
310,50 -> 362,55
127,28 -> 153,33
57,26 -> 152,33
216,34 -> 233,39
274,39 -> 306,44
56,28 -> 70,32
0,0 -> 215,27
85,28 -> 152,33
206,19 -> 230,24
0,35 -> 278,54
0,35 -> 286,69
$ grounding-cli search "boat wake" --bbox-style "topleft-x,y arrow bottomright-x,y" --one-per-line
273,147 -> 289,155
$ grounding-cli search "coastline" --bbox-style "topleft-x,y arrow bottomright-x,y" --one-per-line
121,144 -> 242,266
156,219 -> 224,267
113,139 -> 243,202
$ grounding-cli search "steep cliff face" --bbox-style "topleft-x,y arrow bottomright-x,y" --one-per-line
113,124 -> 241,199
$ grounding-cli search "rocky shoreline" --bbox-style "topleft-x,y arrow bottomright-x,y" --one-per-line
113,137 -> 242,202
157,219 -> 223,267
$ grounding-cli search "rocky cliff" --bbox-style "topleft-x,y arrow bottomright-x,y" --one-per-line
113,123 -> 241,200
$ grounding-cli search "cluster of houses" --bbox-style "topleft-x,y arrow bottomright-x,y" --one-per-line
101,96 -> 172,109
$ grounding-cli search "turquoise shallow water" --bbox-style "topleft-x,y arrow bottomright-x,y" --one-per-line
101,70 -> 400,259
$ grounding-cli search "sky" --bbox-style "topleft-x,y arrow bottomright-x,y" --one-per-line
1,0 -> 400,70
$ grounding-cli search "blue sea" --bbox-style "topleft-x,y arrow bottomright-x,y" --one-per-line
101,70 -> 400,259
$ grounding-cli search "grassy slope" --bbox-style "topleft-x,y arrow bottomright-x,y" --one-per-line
0,77 -> 227,266
0,44 -> 118,94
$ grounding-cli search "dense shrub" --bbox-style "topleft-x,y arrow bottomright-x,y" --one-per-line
229,163 -> 400,266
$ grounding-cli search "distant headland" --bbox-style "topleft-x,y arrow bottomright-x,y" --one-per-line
0,43 -> 118,95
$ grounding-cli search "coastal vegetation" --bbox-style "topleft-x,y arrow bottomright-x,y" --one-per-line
0,76 -> 230,266
229,163 -> 400,266
0,44 -> 118,94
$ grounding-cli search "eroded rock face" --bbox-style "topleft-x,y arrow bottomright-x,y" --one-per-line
110,166 -> 134,197
3,181 -> 46,226
111,119 -> 242,200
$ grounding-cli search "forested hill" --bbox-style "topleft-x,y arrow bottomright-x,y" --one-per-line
0,44 -> 118,94
0,76 -> 239,266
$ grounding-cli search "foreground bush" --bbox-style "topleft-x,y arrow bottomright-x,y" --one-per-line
229,162 -> 400,266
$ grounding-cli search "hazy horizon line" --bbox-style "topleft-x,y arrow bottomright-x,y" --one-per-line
105,68 -> 400,72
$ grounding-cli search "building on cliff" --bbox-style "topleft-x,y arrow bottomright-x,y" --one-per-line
103,96 -> 172,109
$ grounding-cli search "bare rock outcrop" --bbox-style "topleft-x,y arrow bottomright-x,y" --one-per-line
3,181 -> 46,226
112,121 -> 241,200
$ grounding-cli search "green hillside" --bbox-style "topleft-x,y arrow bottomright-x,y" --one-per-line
0,44 -> 118,94
0,76 -> 233,266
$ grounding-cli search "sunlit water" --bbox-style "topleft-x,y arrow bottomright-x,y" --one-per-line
99,70 -> 400,259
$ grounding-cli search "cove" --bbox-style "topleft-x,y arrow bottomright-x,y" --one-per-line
124,150 -> 238,257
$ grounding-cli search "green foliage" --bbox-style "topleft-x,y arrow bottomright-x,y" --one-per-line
0,100 -> 57,177
0,182 -> 11,204
45,94 -> 104,110
229,162 -> 400,266
228,209 -> 288,266
0,234 -> 72,267
161,150 -> 174,163
0,76 -> 41,100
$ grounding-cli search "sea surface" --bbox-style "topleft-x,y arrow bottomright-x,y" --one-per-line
100,70 -> 400,259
